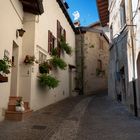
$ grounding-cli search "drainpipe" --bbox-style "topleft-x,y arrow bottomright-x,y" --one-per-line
129,0 -> 138,116
79,28 -> 84,95
77,28 -> 84,95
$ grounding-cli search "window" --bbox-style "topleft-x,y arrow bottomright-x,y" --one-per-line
48,30 -> 56,54
39,51 -> 47,64
97,60 -> 102,70
110,24 -> 113,43
120,1 -> 126,28
57,20 -> 66,57
99,33 -> 103,50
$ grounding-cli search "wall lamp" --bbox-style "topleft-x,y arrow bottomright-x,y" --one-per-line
16,28 -> 26,37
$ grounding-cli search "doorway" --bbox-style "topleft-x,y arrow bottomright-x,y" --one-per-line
10,41 -> 19,97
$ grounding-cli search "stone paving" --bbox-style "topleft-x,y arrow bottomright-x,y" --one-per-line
0,93 -> 140,140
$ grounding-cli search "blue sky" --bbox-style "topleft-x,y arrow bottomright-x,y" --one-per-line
66,0 -> 99,26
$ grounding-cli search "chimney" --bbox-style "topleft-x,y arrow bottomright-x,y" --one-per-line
74,20 -> 80,27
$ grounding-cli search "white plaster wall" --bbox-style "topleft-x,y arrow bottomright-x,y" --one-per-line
0,0 -> 23,121
20,0 -> 76,110
19,13 -> 36,102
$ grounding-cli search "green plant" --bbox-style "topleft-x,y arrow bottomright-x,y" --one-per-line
24,55 -> 38,65
16,97 -> 23,106
39,61 -> 52,74
60,37 -> 72,55
51,48 -> 58,56
96,68 -> 105,76
89,44 -> 95,48
38,74 -> 59,89
0,56 -> 11,75
50,56 -> 67,70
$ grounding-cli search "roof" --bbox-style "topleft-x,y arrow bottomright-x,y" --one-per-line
75,22 -> 109,44
56,0 -> 76,33
96,0 -> 109,27
87,21 -> 101,28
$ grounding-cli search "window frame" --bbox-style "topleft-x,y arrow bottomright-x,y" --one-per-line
120,0 -> 126,28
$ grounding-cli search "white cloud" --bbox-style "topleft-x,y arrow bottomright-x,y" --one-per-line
72,11 -> 80,21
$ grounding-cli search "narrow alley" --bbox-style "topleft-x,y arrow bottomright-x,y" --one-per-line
0,93 -> 140,140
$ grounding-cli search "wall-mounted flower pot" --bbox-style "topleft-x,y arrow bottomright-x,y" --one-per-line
0,74 -> 8,83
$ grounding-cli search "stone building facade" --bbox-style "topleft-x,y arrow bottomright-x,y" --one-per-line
98,0 -> 140,116
76,22 -> 109,95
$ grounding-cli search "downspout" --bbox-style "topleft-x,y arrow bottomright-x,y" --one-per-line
128,0 -> 138,116
78,28 -> 84,95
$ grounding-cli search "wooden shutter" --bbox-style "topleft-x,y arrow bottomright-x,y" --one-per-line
64,29 -> 66,41
57,20 -> 61,40
48,30 -> 52,54
57,20 -> 61,57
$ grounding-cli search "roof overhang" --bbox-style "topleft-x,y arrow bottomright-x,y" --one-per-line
96,0 -> 109,27
20,0 -> 44,15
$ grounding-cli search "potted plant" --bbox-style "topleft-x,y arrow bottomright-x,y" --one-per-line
51,48 -> 58,56
38,74 -> 59,89
50,56 -> 67,70
24,55 -> 38,65
0,56 -> 11,82
15,97 -> 25,112
39,61 -> 52,74
60,37 -> 72,55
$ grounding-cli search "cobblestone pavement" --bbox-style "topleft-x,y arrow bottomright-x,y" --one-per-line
0,93 -> 140,140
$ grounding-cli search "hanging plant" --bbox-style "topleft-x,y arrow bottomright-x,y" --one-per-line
51,48 -> 58,56
39,61 -> 52,74
60,37 -> 72,55
0,56 -> 11,75
50,56 -> 67,70
0,56 -> 11,82
38,74 -> 59,89
24,55 -> 38,65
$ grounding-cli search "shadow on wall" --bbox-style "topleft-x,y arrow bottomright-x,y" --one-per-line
109,26 -> 140,115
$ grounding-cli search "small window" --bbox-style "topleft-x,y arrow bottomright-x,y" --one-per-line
97,60 -> 102,70
48,30 -> 56,54
39,51 -> 47,64
120,1 -> 126,28
99,38 -> 103,50
57,20 -> 67,57
110,24 -> 113,42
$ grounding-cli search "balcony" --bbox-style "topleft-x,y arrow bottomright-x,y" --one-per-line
20,0 -> 44,15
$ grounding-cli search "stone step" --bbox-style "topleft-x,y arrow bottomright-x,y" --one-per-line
8,96 -> 30,110
5,109 -> 33,121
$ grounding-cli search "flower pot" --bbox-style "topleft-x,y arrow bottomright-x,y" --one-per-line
15,106 -> 22,112
0,74 -> 8,83
15,106 -> 25,112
